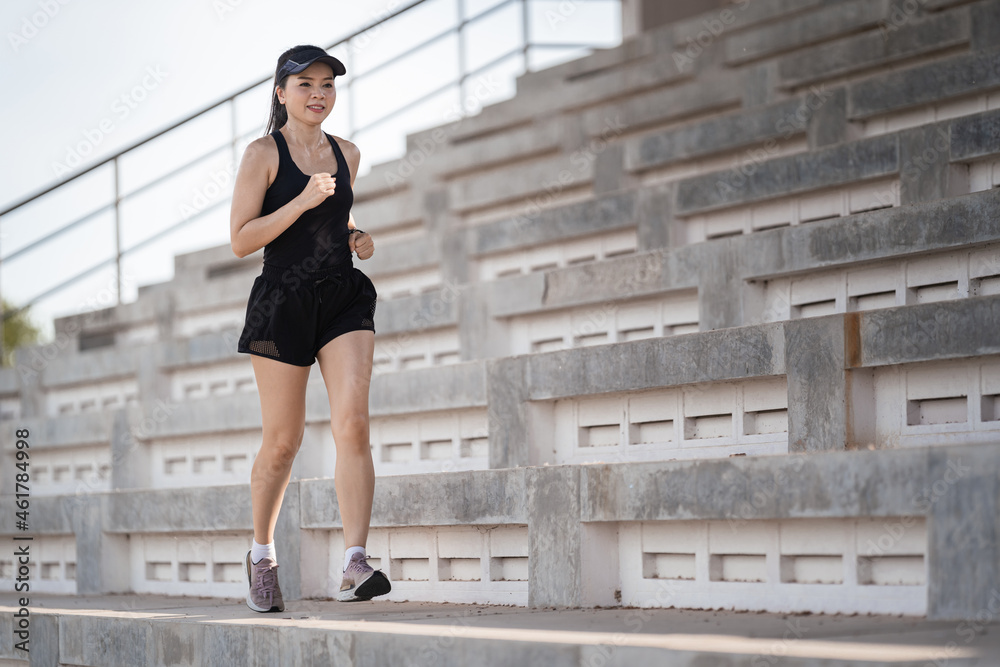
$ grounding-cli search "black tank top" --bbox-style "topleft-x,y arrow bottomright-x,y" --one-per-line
260,129 -> 354,269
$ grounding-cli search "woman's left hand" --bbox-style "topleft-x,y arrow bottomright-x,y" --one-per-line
349,230 -> 374,260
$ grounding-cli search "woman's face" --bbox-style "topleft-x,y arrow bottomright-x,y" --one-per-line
278,61 -> 336,124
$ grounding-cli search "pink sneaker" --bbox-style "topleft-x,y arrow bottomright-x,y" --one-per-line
245,550 -> 284,612
338,553 -> 391,602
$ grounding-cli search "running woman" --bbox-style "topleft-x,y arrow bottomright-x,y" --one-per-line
230,44 -> 391,612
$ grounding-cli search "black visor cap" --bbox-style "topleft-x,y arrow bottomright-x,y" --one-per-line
276,48 -> 346,81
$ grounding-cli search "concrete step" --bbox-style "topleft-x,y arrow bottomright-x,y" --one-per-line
2,593 -> 997,666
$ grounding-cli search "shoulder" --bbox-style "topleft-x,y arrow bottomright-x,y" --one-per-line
244,134 -> 279,160
330,134 -> 360,162
238,134 -> 279,187
330,134 -> 360,183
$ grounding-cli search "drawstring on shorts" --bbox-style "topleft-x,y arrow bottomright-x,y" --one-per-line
314,274 -> 340,303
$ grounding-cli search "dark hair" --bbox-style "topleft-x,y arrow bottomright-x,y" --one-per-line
263,44 -> 330,136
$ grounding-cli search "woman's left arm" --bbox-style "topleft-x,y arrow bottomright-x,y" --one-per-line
340,138 -> 374,260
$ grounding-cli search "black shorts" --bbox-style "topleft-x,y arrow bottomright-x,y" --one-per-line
238,261 -> 377,367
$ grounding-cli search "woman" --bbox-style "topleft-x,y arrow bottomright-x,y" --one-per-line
230,44 -> 390,611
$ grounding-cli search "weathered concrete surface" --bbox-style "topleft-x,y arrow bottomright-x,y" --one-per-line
785,316 -> 847,452
698,240 -> 744,330
578,447 -> 935,524
509,323 -> 786,402
449,49 -> 688,142
374,286 -> 460,336
486,355 -> 531,469
421,116 -> 565,176
676,135 -> 899,214
587,76 -> 740,142
8,442 -> 1000,622
470,192 -> 637,257
541,249 -> 700,311
971,0 -> 1000,50
848,47 -> 1000,119
778,8 -> 970,88
899,122 -> 965,205
626,95 -> 821,172
156,328 -> 243,369
104,484 -> 253,533
926,445 -> 1000,621
725,0 -> 892,65
1,410 -> 110,450
300,469 -> 529,529
31,612 -> 59,667
860,297 -> 1000,367
741,187 -> 1000,277
74,494 -> 131,595
368,361 -> 487,416
951,108 -> 1000,161
4,593 -> 999,666
363,234 -> 441,277
351,187 -> 422,230
807,86 -> 854,149
527,465 -> 581,608
447,153 -> 595,213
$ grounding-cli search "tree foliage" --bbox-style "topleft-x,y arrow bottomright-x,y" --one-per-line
2,299 -> 42,367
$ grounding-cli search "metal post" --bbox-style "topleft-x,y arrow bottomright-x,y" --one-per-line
457,0 -> 466,117
113,157 -> 122,305
0,225 -> 4,365
346,40 -> 356,140
521,0 -> 530,72
230,97 -> 239,170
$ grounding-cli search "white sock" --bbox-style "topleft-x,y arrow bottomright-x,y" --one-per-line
344,546 -> 366,571
251,539 -> 277,564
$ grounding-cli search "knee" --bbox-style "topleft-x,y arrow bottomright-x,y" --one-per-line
331,411 -> 370,452
260,431 -> 303,468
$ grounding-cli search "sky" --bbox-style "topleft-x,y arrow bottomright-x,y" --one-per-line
0,0 -> 620,336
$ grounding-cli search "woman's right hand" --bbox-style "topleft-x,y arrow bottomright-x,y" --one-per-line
297,172 -> 336,210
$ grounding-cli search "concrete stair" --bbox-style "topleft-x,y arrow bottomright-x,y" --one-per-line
2,593 -> 998,666
3,0 -> 1000,663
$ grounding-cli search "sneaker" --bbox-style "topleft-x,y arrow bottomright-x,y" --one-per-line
245,550 -> 285,612
338,553 -> 391,602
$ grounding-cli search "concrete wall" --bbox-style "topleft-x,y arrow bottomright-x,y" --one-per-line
622,0 -> 729,39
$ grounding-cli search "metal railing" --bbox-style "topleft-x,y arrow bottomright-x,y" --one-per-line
0,0 -> 620,354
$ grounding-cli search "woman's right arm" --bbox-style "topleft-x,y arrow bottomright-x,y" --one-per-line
229,138 -> 337,258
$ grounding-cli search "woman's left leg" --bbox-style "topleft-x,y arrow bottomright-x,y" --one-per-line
316,329 -> 376,550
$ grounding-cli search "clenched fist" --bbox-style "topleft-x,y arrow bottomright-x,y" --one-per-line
298,172 -> 336,211
349,229 -> 374,260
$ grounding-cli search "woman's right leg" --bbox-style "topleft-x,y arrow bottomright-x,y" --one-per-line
250,355 -> 311,545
